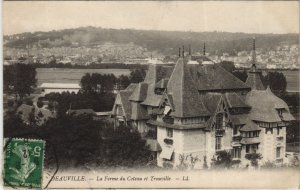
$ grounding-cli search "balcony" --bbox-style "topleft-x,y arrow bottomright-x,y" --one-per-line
216,129 -> 225,137
233,135 -> 242,142
162,115 -> 174,124
164,138 -> 173,145
276,136 -> 284,141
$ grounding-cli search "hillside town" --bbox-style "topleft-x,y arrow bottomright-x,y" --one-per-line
3,41 -> 300,69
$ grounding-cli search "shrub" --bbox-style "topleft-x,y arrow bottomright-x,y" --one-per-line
245,153 -> 262,167
7,100 -> 14,107
25,99 -> 33,106
37,100 -> 44,108
261,161 -> 276,169
211,150 -> 233,169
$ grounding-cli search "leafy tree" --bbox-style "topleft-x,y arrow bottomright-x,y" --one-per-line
4,113 -> 151,169
4,64 -> 37,100
37,100 -> 44,108
81,73 -> 116,94
211,150 -> 233,169
245,153 -> 262,167
25,99 -> 34,106
262,72 -> 287,95
7,100 -> 14,107
130,69 -> 146,83
117,75 -> 131,90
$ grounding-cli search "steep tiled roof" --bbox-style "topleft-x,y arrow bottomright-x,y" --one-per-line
131,102 -> 150,120
188,64 -> 250,91
129,82 -> 148,102
167,58 -> 210,118
17,104 -> 55,125
125,83 -> 138,91
224,93 -> 250,108
144,64 -> 174,85
246,87 -> 294,122
141,83 -> 163,107
245,71 -> 265,90
239,119 -> 261,132
230,114 -> 248,125
202,94 -> 222,113
155,79 -> 169,89
119,91 -> 134,120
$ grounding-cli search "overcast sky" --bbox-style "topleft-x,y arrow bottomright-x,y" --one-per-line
3,1 -> 299,35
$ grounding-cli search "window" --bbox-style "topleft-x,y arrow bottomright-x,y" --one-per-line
277,109 -> 284,117
277,127 -> 280,135
167,128 -> 173,138
246,145 -> 250,153
266,127 -> 273,134
276,147 -> 281,158
252,144 -> 258,153
216,113 -> 223,130
233,148 -> 241,158
233,126 -> 239,135
253,131 -> 259,137
216,137 -> 222,150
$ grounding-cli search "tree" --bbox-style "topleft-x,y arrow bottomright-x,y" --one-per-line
130,69 -> 146,83
37,100 -> 44,108
117,75 -> 131,90
245,153 -> 262,167
4,64 -> 37,100
211,150 -> 233,169
262,72 -> 287,95
25,99 -> 33,106
80,73 -> 116,94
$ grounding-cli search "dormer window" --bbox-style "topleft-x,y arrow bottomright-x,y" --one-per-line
276,108 -> 284,118
167,128 -> 173,138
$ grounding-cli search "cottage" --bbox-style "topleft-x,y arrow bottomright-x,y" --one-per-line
111,40 -> 294,168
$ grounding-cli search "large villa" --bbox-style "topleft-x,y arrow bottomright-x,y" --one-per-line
111,40 -> 294,169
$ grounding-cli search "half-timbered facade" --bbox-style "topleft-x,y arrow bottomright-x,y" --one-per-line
111,40 -> 294,168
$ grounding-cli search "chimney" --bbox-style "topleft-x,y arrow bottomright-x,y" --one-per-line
179,47 -> 181,57
203,42 -> 206,56
189,44 -> 191,55
182,45 -> 185,58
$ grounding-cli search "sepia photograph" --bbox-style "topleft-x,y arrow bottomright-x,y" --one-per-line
1,1 -> 300,189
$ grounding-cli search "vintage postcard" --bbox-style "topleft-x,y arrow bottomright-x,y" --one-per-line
2,1 -> 300,189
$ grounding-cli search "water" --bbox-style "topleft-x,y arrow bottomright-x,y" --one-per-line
36,68 -> 299,92
281,70 -> 299,92
36,68 -> 131,86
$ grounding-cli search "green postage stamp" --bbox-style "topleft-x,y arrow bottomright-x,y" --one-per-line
4,138 -> 45,188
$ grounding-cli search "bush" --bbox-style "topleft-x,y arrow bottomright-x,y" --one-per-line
261,161 -> 276,169
211,150 -> 233,169
25,99 -> 33,106
7,100 -> 14,107
245,153 -> 262,167
37,100 -> 44,108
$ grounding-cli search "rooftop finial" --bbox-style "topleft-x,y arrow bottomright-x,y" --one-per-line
251,37 -> 257,70
203,42 -> 206,56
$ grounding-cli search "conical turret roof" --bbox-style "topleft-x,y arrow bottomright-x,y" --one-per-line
245,38 -> 265,90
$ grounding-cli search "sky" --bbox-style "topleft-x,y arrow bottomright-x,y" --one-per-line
3,1 -> 299,35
